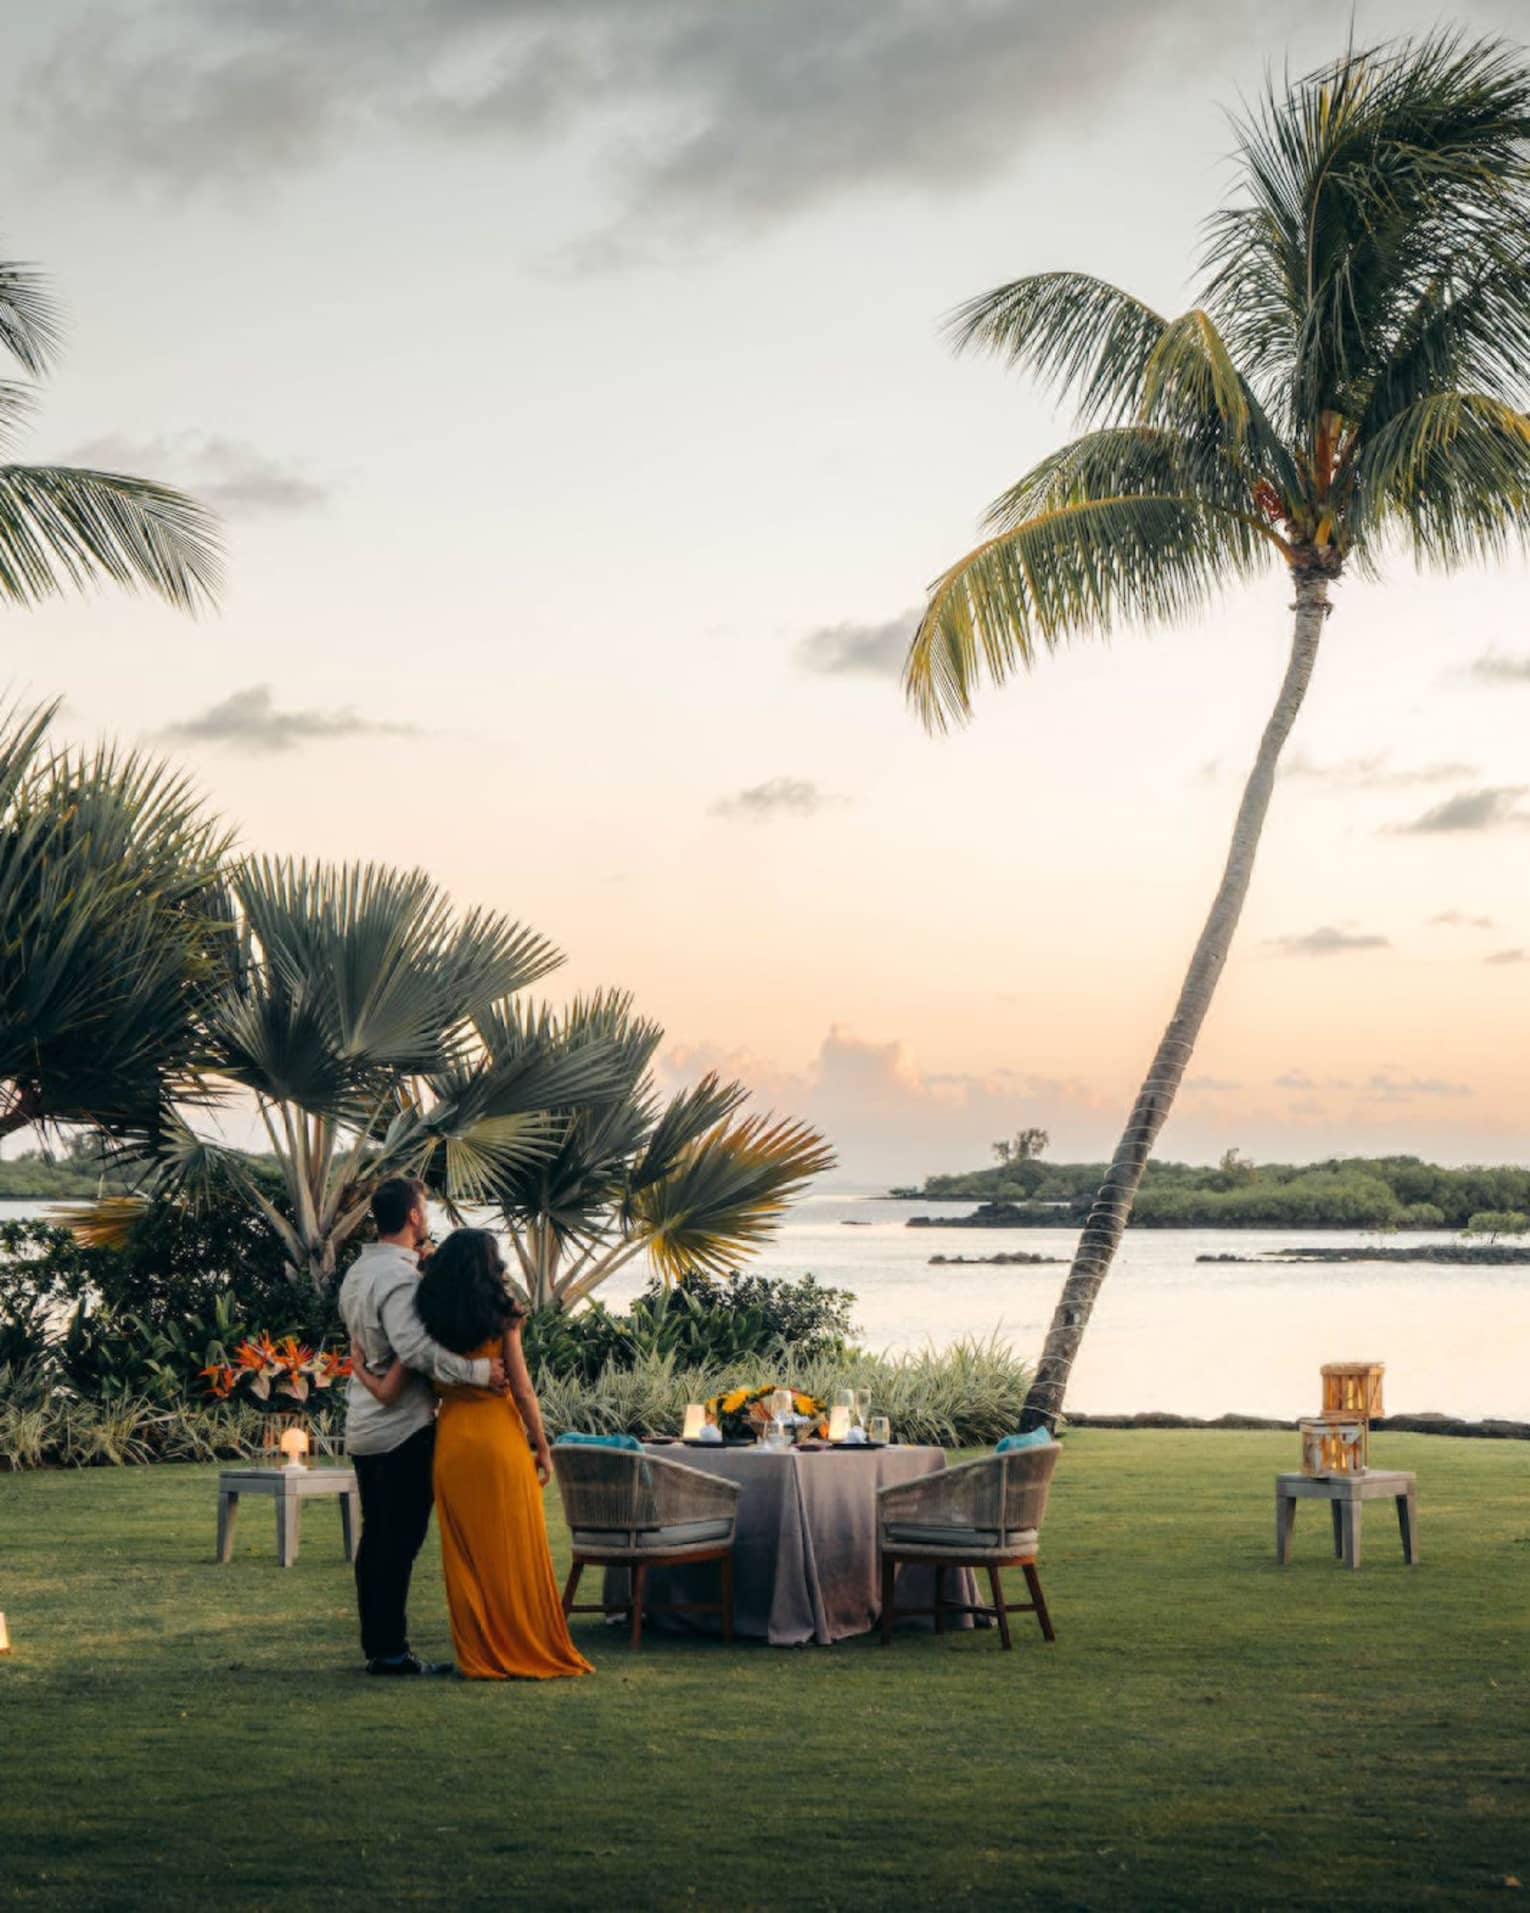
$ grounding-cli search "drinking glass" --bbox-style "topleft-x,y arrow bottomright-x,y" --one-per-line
770,1387 -> 794,1424
853,1387 -> 872,1431
869,1415 -> 891,1446
833,1386 -> 854,1416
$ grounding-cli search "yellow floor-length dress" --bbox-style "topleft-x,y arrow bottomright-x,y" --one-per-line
434,1342 -> 592,1681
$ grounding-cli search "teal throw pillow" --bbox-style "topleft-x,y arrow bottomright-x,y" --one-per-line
995,1428 -> 1055,1454
554,1431 -> 643,1451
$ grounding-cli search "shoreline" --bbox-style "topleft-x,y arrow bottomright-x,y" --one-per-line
1065,1411 -> 1530,1440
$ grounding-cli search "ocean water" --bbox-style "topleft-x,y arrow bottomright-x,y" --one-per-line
596,1190 -> 1530,1422
8,1191 -> 1526,1422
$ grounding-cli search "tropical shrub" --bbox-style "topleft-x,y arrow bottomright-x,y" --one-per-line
520,1271 -> 857,1382
532,1337 -> 1032,1449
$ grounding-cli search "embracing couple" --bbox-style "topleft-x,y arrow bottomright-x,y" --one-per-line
338,1175 -> 590,1682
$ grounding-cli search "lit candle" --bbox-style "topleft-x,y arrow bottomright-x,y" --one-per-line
827,1405 -> 850,1442
0,1611 -> 10,1654
279,1425 -> 310,1469
682,1404 -> 706,1441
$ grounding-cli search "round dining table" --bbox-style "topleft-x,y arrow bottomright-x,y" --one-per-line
603,1441 -> 980,1646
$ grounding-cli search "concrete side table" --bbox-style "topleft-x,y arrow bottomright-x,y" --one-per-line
1274,1470 -> 1418,1570
217,1466 -> 360,1568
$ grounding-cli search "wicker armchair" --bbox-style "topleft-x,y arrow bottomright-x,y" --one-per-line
552,1446 -> 741,1650
876,1445 -> 1059,1650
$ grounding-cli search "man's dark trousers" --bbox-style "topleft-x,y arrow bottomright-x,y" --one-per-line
352,1424 -> 436,1661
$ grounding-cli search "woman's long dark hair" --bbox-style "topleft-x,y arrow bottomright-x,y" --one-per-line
414,1229 -> 522,1355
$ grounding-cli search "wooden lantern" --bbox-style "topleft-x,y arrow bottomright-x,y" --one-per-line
1300,1413 -> 1368,1476
1321,1362 -> 1384,1420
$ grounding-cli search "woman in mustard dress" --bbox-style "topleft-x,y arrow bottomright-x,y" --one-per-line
351,1229 -> 591,1682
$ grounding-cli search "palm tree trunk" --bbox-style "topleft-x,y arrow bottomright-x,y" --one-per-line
1018,571 -> 1332,1433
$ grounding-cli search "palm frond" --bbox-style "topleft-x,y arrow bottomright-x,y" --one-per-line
904,492 -> 1276,731
0,464 -> 222,611
1206,31 -> 1530,427
946,272 -> 1168,424
1352,390 -> 1530,566
0,261 -> 64,376
632,1113 -> 835,1283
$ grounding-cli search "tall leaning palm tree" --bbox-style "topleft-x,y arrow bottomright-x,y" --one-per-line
0,258 -> 219,610
904,33 -> 1530,1431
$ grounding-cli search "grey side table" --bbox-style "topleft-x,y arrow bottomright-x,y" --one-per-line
216,1465 -> 360,1568
1274,1470 -> 1418,1570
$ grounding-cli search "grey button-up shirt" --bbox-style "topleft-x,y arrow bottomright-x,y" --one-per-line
338,1242 -> 491,1455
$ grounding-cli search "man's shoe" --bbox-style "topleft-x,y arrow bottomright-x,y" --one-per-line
364,1652 -> 452,1677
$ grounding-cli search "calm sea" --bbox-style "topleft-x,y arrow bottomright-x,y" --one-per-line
9,1189 -> 1526,1422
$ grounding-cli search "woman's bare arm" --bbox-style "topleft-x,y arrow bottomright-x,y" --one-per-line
503,1319 -> 553,1484
349,1343 -> 408,1406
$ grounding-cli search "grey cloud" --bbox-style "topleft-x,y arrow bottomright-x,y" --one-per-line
18,1 -> 1261,237
1394,787 -> 1530,834
1429,910 -> 1495,929
65,433 -> 327,518
1486,947 -> 1527,965
1362,1071 -> 1472,1102
711,775 -> 846,821
1268,927 -> 1390,958
159,685 -> 417,753
796,610 -> 913,681
1281,753 -> 1478,790
1468,650 -> 1530,683
1274,1069 -> 1317,1090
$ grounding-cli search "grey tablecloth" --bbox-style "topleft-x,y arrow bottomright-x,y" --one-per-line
603,1443 -> 978,1646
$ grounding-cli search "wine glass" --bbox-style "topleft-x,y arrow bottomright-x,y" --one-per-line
769,1386 -> 794,1424
853,1387 -> 872,1432
869,1415 -> 891,1446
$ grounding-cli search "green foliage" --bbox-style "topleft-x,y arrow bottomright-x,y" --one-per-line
522,1271 -> 857,1383
907,32 -> 1530,727
913,1154 -> 1530,1230
1464,1209 -> 1528,1241
0,255 -> 221,613
531,1336 -> 1031,1449
0,701 -> 233,1142
0,1362 -> 337,1470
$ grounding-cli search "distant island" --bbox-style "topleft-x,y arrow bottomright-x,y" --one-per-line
889,1148 -> 1530,1235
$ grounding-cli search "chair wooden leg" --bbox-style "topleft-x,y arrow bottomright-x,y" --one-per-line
720,1552 -> 735,1645
933,1563 -> 946,1633
881,1556 -> 896,1645
1022,1562 -> 1055,1642
1330,1500 -> 1344,1559
629,1563 -> 647,1650
561,1560 -> 583,1616
987,1565 -> 1013,1650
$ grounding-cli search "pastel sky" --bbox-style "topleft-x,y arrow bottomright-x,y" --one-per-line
3,0 -> 1528,1182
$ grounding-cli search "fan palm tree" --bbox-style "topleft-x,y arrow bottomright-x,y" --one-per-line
904,33 -> 1530,1431
481,992 -> 835,1312
0,258 -> 220,611
81,858 -> 631,1291
0,698 -> 231,1142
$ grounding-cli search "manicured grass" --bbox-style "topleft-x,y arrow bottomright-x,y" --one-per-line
2,1432 -> 1526,1909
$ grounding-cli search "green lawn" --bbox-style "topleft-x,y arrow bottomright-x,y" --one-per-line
2,1432 -> 1526,1909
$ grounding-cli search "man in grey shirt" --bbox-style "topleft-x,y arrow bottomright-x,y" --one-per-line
339,1174 -> 506,1675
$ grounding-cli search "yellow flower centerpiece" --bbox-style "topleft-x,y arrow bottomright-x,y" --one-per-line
704,1385 -> 828,1443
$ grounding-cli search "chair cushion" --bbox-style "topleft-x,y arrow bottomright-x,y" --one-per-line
994,1429 -> 1056,1454
572,1517 -> 733,1552
555,1431 -> 643,1451
883,1522 -> 1038,1553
